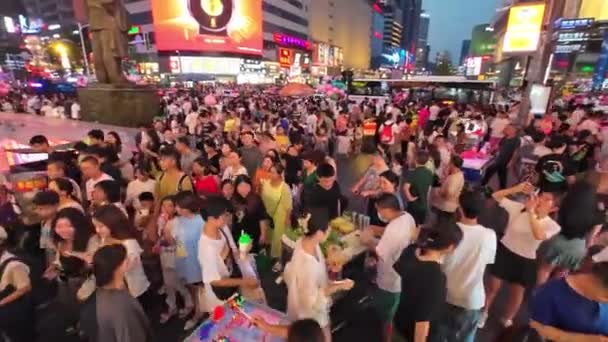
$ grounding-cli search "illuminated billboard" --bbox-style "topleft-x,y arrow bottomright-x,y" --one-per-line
579,0 -> 608,20
502,4 -> 546,53
151,0 -> 263,56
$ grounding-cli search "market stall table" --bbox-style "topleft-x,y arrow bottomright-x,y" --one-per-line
461,151 -> 492,183
185,299 -> 289,342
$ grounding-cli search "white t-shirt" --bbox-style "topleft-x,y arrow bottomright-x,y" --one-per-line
185,112 -> 199,135
222,165 -> 248,181
499,198 -> 561,259
0,252 -> 30,292
125,178 -> 157,209
376,213 -> 417,293
198,226 -> 237,312
122,239 -> 150,298
71,102 -> 81,119
433,171 -> 465,213
85,173 -> 114,202
285,239 -> 330,327
442,223 -> 497,310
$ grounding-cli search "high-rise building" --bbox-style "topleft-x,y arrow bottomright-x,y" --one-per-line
23,0 -> 75,26
415,10 -> 429,70
400,0 -> 422,53
309,0 -> 372,69
262,0 -> 310,61
382,4 -> 403,49
460,40 -> 471,65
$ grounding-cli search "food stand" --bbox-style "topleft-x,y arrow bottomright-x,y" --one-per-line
460,150 -> 492,183
185,298 -> 289,342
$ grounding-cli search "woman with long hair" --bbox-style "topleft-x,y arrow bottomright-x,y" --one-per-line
284,211 -> 354,342
92,205 -> 152,310
232,175 -> 270,253
106,131 -> 123,155
253,155 -> 274,193
45,208 -> 96,328
48,177 -> 84,212
261,163 -> 293,263
91,180 -> 126,216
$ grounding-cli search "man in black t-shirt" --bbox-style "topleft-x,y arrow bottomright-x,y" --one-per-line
481,124 -> 520,189
536,135 -> 575,193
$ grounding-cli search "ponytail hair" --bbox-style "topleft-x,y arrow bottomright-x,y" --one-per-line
416,222 -> 463,255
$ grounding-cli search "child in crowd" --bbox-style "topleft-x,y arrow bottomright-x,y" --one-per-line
135,192 -> 155,232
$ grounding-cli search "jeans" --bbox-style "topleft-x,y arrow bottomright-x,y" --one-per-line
439,303 -> 481,342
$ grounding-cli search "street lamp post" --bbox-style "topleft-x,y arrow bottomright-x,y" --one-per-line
78,22 -> 91,76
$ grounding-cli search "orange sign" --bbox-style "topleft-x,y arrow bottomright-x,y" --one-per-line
278,48 -> 293,67
502,3 -> 546,53
151,0 -> 263,56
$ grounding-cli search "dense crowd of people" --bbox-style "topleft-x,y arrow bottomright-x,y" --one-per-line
0,84 -> 607,342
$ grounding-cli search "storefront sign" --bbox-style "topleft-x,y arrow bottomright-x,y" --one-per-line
465,56 -> 483,76
554,18 -> 594,31
502,4 -> 546,53
555,43 -> 587,53
557,32 -> 591,42
169,56 -> 241,75
273,33 -> 312,50
278,48 -> 293,67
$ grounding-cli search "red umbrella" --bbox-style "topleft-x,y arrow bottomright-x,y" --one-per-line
279,83 -> 314,97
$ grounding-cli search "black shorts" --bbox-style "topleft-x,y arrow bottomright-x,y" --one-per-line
489,242 -> 537,287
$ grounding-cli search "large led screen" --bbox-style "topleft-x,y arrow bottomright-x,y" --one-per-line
151,0 -> 263,56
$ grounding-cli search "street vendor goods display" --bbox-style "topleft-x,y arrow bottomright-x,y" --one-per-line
185,294 -> 288,342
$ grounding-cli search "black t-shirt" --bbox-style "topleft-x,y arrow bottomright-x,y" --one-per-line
300,182 -> 347,220
393,246 -> 446,342
495,136 -> 520,165
535,153 -> 574,193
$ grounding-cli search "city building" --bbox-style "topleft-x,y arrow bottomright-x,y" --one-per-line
262,0 -> 310,61
23,0 -> 75,27
382,3 -> 403,49
399,0 -> 422,55
460,40 -> 471,66
309,0 -> 372,69
415,11 -> 430,70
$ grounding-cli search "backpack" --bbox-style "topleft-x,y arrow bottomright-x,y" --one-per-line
158,172 -> 194,193
380,124 -> 394,144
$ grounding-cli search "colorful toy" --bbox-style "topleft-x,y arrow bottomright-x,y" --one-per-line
212,306 -> 225,322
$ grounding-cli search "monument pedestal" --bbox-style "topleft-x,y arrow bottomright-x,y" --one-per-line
77,84 -> 160,127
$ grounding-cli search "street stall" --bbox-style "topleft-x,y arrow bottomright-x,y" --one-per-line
185,295 -> 289,342
460,149 -> 492,183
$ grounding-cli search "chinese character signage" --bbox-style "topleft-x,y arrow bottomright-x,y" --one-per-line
278,48 -> 293,67
503,4 -> 546,53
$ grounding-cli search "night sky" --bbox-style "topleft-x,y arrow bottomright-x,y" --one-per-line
424,0 -> 500,64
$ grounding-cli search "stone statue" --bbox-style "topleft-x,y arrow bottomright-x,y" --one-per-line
85,0 -> 130,84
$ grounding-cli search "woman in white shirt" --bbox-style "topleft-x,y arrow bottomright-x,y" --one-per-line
125,168 -> 156,210
284,211 -> 354,342
92,205 -> 152,311
49,178 -> 84,212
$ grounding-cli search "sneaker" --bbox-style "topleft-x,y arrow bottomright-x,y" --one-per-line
477,311 -> 489,329
184,317 -> 200,331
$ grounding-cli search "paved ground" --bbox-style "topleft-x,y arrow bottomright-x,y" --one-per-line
1,113 -> 526,341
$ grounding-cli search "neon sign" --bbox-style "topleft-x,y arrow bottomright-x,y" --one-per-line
273,33 -> 312,50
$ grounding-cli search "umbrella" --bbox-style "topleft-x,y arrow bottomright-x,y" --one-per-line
279,83 -> 314,97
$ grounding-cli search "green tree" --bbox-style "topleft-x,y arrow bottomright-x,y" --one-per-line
434,50 -> 454,76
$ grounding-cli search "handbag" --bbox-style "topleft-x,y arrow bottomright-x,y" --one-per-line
211,228 -> 243,300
